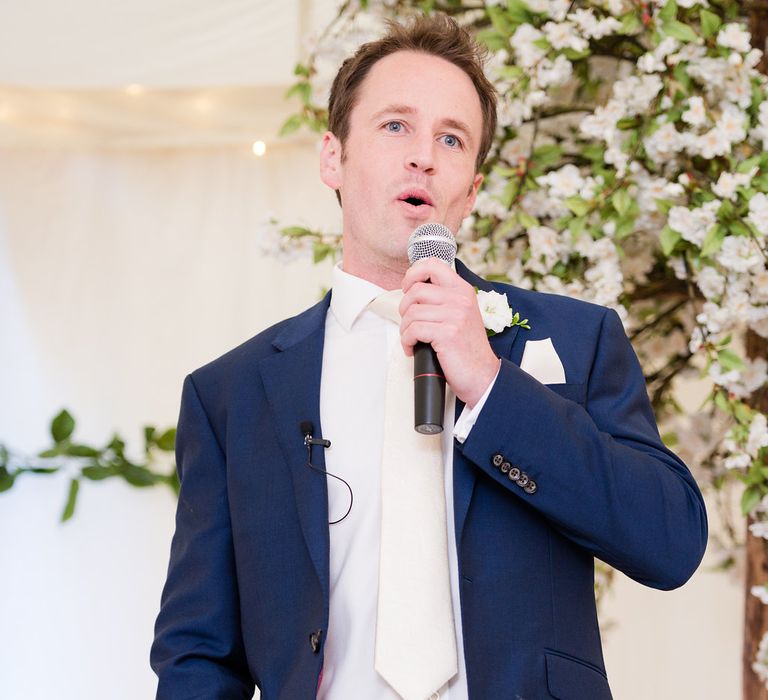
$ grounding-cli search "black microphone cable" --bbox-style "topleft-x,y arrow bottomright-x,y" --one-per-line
299,421 -> 353,525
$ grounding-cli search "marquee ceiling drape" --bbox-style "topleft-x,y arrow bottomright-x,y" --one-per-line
0,0 -> 339,148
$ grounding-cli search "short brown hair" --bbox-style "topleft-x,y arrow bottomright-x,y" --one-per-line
327,13 -> 497,173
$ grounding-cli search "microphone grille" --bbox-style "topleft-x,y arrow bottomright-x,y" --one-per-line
407,223 -> 457,266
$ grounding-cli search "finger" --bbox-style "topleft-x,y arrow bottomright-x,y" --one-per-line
401,258 -> 464,292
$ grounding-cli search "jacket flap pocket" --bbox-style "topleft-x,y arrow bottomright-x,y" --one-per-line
544,382 -> 586,405
546,652 -> 612,700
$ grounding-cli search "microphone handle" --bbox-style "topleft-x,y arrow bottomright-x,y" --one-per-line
414,341 -> 446,434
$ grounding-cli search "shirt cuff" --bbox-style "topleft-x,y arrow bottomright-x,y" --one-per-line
453,360 -> 501,444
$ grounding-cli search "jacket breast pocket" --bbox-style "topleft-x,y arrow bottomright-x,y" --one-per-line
545,651 -> 612,700
544,382 -> 586,405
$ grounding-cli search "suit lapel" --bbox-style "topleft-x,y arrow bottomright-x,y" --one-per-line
259,293 -> 332,602
453,260 -> 524,544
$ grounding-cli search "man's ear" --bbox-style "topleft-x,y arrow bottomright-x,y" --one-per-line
319,131 -> 343,191
462,172 -> 484,218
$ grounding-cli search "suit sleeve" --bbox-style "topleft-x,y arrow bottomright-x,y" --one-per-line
458,308 -> 708,590
150,375 -> 254,699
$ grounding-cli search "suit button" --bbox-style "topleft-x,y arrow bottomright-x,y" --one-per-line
309,629 -> 323,653
508,467 -> 521,482
524,480 -> 537,495
517,472 -> 530,488
492,453 -> 504,467
500,461 -> 511,474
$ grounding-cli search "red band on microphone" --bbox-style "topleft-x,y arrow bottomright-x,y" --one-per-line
414,372 -> 445,380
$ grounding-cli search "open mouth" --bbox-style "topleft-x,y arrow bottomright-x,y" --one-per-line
398,190 -> 434,208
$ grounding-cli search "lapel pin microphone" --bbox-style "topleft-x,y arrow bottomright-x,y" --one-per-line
299,421 -> 352,525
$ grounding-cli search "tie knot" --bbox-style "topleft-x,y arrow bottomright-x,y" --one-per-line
368,289 -> 403,325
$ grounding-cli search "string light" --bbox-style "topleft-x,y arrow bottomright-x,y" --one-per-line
252,140 -> 267,157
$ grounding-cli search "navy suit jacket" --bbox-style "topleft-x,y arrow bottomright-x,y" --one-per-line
151,261 -> 707,699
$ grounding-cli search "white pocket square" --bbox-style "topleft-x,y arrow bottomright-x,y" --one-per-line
519,338 -> 566,384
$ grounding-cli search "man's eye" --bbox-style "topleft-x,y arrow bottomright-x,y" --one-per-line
442,134 -> 461,148
385,121 -> 403,133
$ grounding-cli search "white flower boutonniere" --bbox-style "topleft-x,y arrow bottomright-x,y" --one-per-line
476,289 -> 531,336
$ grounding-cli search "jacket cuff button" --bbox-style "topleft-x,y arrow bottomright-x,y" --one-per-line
492,453 -> 504,467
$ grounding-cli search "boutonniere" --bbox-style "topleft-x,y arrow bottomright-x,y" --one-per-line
476,288 -> 531,336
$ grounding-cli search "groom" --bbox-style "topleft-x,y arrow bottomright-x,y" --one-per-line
151,14 -> 707,700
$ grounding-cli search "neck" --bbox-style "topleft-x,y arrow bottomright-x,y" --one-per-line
341,252 -> 408,291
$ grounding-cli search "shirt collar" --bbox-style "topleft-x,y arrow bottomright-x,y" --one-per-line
329,263 -> 388,332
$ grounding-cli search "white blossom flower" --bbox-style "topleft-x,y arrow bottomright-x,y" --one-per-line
536,164 -> 586,199
580,99 -> 626,140
644,122 -> 685,163
725,451 -> 751,470
477,289 -> 514,333
753,585 -> 768,605
696,266 -> 726,300
716,236 -> 763,273
747,413 -> 768,457
717,24 -> 752,54
511,24 -> 547,68
568,9 -> 621,40
613,74 -> 663,115
668,200 -> 719,247
536,54 -> 573,88
682,96 -> 707,127
747,192 -> 768,238
751,521 -> 768,538
526,0 -> 570,21
693,127 -> 731,159
543,21 -> 588,52
713,167 -> 757,201
717,103 -> 748,143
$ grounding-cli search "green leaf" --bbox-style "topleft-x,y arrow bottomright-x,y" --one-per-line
38,447 -> 61,458
742,486 -> 761,516
612,189 -> 632,216
672,62 -> 691,91
155,428 -> 176,452
281,226 -> 312,238
285,82 -> 311,105
0,467 -> 15,492
475,28 -> 507,52
660,225 -> 681,256
701,224 -> 726,257
506,0 -> 533,24
144,426 -> 156,446
487,5 -> 516,36
51,409 -> 75,444
293,63 -> 310,78
565,197 -> 590,217
659,0 -> 677,23
700,10 -> 722,39
619,12 -> 642,35
654,199 -> 674,215
123,465 -> 157,488
517,211 -> 538,229
718,348 -> 746,372
313,242 -> 334,264
662,20 -> 698,43
65,444 -> 100,458
714,390 -> 730,413
61,478 -> 80,522
729,220 -> 751,237
615,215 -> 637,239
279,114 -> 304,137
734,401 -> 753,425
82,465 -> 116,481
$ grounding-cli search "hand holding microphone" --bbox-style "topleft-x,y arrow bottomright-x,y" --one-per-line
400,224 -> 500,433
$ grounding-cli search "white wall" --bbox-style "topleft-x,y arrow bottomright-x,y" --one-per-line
0,144 -> 743,699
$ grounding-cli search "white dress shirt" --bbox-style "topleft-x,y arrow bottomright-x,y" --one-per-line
317,264 -> 497,700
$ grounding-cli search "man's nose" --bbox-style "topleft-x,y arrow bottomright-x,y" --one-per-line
405,138 -> 436,174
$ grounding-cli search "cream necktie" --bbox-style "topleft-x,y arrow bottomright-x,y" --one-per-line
369,289 -> 458,700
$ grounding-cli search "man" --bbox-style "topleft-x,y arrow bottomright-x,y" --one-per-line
151,14 -> 707,700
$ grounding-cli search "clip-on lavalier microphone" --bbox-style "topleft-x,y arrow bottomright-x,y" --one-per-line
299,421 -> 353,524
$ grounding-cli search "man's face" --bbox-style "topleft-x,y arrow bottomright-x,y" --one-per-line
320,50 -> 484,281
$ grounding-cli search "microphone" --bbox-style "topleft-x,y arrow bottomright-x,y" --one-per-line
299,421 -> 352,525
406,223 -> 457,435
300,420 -> 331,448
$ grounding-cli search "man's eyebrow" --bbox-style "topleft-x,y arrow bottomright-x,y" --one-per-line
370,104 -> 475,144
